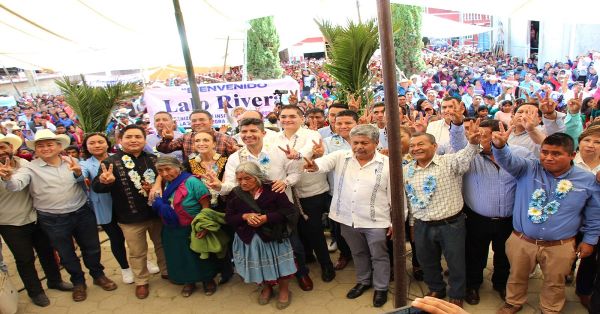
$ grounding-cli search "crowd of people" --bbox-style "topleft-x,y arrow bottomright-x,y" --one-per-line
0,47 -> 599,314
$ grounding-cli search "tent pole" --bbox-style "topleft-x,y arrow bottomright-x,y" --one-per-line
172,0 -> 201,110
222,36 -> 230,78
1,65 -> 21,98
242,31 -> 248,81
376,0 -> 407,308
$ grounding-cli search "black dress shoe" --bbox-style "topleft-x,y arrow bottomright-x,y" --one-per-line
373,290 -> 388,307
297,275 -> 314,291
47,281 -> 74,291
465,288 -> 480,305
321,267 -> 336,282
31,293 -> 50,307
346,283 -> 372,299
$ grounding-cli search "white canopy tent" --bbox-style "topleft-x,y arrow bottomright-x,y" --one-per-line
1,0 -> 595,73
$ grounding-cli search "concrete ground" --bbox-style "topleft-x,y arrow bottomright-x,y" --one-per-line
1,232 -> 589,314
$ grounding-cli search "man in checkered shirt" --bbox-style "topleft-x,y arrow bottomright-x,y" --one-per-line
404,118 -> 482,308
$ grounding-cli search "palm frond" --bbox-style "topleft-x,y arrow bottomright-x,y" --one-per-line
317,18 -> 379,109
55,76 -> 142,133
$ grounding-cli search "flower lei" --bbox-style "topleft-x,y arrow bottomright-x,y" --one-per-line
122,155 -> 156,197
405,161 -> 437,209
528,179 -> 573,224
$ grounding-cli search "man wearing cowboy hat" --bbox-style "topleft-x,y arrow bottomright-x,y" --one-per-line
0,133 -> 73,307
0,129 -> 117,302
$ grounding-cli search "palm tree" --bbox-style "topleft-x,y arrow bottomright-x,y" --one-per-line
55,75 -> 142,133
315,19 -> 379,109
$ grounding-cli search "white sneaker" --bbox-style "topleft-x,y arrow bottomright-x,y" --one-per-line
147,261 -> 160,274
121,268 -> 134,284
328,241 -> 338,253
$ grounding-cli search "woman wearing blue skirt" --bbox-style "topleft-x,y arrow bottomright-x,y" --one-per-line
223,162 -> 298,310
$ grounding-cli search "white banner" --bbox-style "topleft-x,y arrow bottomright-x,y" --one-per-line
144,78 -> 299,128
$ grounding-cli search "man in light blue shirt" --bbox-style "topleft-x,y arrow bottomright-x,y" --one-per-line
492,131 -> 600,314
446,118 -> 534,305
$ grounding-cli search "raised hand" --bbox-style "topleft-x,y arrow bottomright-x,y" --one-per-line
358,110 -> 372,125
278,145 -> 300,160
0,157 -> 14,180
271,180 -> 287,193
303,157 -> 319,172
567,91 -> 583,114
161,127 -> 174,140
222,98 -> 229,113
62,156 -> 82,177
465,118 -> 482,145
201,170 -> 223,191
311,139 -> 324,158
99,163 -> 115,184
218,124 -> 229,134
413,112 -> 430,133
521,114 -> 538,132
491,122 -> 513,148
536,91 -> 556,116
451,102 -> 465,125
224,140 -> 239,154
315,98 -> 326,109
288,90 -> 298,105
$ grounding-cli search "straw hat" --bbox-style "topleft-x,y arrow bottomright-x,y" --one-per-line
25,129 -> 70,150
0,134 -> 23,153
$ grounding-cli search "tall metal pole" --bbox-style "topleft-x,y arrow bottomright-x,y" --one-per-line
2,65 -> 21,97
222,36 -> 230,78
376,0 -> 406,308
172,0 -> 201,110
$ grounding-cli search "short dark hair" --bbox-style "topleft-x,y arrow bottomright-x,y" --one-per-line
541,132 -> 575,154
55,123 -> 65,128
154,111 -> 173,120
329,103 -> 349,110
500,100 -> 513,107
479,119 -> 507,132
65,145 -> 80,153
279,105 -> 304,116
239,118 -> 265,131
373,102 -> 385,110
411,132 -> 437,144
477,106 -> 489,112
335,109 -> 359,122
515,103 -> 543,118
119,124 -> 146,139
189,109 -> 212,120
306,108 -> 325,116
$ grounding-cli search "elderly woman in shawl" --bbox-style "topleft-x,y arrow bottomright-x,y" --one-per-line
152,156 -> 219,297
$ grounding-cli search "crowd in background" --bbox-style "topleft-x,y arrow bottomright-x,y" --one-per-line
0,47 -> 600,314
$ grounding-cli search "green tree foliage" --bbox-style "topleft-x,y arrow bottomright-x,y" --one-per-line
316,19 -> 379,109
55,75 -> 142,133
392,4 -> 425,76
247,16 -> 283,80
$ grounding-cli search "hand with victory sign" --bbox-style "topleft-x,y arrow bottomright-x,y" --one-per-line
278,145 -> 300,160
201,170 -> 223,191
62,156 -> 82,177
0,157 -> 14,180
98,163 -> 116,184
491,122 -> 513,148
303,157 -> 319,172
311,139 -> 325,159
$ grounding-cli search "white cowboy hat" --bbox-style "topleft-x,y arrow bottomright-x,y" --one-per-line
0,133 -> 23,153
25,129 -> 70,150
1,121 -> 18,130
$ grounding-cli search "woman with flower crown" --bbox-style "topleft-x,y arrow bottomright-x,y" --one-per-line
491,129 -> 600,314
92,125 -> 167,300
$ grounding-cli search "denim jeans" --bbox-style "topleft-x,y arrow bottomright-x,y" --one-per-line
414,215 -> 466,299
0,222 -> 63,297
37,205 -> 105,286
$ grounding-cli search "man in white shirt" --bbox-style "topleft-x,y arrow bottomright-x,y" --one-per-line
427,97 -> 458,150
205,116 -> 314,290
305,124 -> 392,308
